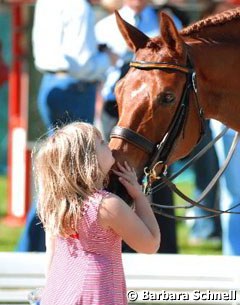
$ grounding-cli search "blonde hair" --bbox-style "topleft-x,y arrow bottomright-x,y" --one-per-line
33,122 -> 106,237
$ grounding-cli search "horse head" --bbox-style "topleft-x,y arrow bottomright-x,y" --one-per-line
109,11 -> 204,184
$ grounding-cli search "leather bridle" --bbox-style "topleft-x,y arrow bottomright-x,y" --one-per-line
110,56 -> 240,219
111,56 -> 205,195
108,47 -> 240,221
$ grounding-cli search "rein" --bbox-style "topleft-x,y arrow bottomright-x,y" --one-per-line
153,131 -> 240,219
110,56 -> 240,219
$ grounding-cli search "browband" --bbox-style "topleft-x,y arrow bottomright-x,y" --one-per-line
130,61 -> 193,74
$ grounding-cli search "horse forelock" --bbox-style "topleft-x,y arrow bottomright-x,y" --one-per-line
142,36 -> 185,63
146,38 -> 162,51
181,7 -> 240,37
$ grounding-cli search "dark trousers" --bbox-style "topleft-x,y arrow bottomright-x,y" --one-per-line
122,179 -> 178,254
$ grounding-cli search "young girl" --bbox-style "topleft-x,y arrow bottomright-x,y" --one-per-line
34,122 -> 160,305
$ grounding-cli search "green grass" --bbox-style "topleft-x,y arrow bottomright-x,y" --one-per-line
177,221 -> 221,254
0,175 -> 23,251
174,180 -> 221,255
0,222 -> 23,251
0,174 -> 221,254
0,176 -> 7,216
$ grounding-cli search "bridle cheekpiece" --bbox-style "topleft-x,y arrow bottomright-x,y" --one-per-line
110,56 -> 205,195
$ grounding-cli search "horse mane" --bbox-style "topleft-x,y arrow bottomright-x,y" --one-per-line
181,7 -> 240,37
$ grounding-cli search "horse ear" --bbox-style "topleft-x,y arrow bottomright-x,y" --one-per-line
160,12 -> 184,56
115,10 -> 150,52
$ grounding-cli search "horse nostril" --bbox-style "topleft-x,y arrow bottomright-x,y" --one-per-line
111,149 -> 118,157
110,149 -> 125,164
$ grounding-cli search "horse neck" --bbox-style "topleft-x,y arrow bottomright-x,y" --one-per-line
187,19 -> 240,43
186,37 -> 240,132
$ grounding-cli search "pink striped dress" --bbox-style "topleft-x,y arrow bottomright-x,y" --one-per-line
40,190 -> 127,305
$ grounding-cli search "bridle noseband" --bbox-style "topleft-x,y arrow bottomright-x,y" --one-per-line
110,56 -> 205,195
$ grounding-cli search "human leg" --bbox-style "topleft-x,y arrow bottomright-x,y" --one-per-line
16,203 -> 45,252
151,181 -> 178,253
220,130 -> 240,255
189,121 -> 221,241
211,120 -> 240,255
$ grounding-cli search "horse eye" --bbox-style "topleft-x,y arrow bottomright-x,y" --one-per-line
163,92 -> 175,105
156,92 -> 175,105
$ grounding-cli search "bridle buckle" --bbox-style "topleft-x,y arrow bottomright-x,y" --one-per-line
142,162 -> 168,195
192,72 -> 197,94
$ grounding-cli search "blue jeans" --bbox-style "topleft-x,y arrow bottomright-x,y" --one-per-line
189,121 -> 221,240
17,203 -> 45,251
38,73 -> 97,129
17,73 -> 97,252
211,121 -> 240,255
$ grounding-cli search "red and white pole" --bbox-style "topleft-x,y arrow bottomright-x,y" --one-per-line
5,3 -> 29,225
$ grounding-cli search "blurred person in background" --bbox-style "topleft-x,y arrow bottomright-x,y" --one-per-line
101,0 -> 123,13
17,0 -> 117,252
203,0 -> 240,255
187,121 -> 221,245
95,0 -> 183,253
211,120 -> 240,255
33,0 -> 116,130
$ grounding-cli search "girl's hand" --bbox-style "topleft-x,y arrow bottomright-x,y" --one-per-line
112,162 -> 143,200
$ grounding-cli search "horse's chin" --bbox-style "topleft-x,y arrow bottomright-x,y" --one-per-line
106,172 -> 133,206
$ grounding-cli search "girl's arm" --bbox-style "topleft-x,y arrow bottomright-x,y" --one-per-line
99,162 -> 161,254
45,231 -> 56,277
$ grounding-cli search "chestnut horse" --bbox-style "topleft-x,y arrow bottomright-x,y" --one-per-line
109,8 -> 240,193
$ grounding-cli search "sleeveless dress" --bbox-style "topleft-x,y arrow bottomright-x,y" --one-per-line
40,190 -> 127,305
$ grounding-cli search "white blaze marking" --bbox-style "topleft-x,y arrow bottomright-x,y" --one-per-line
131,83 -> 147,99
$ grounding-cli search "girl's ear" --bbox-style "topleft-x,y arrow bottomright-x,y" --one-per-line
115,10 -> 150,52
